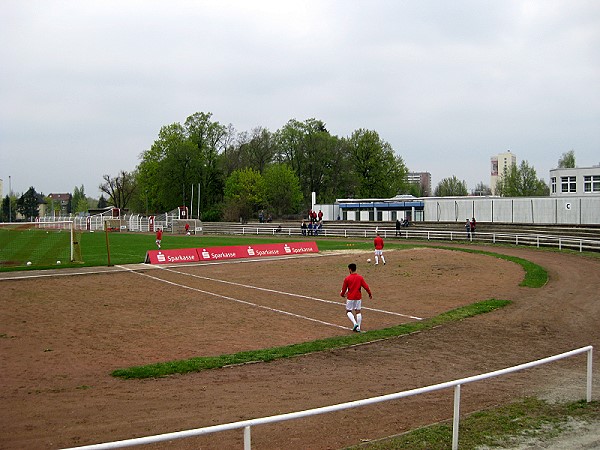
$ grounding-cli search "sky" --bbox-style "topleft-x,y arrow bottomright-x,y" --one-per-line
1,0 -> 599,199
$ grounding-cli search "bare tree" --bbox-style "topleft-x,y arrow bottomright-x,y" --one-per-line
99,171 -> 137,210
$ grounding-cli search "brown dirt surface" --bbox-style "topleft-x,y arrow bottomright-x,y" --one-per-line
1,244 -> 600,449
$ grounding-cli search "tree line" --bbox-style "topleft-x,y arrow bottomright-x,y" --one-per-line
119,112 -> 412,221
2,114 -> 573,222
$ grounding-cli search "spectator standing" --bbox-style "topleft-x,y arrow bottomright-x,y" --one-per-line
470,217 -> 477,238
465,219 -> 471,239
395,218 -> 401,236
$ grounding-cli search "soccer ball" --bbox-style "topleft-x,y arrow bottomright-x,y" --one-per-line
367,258 -> 371,263
56,261 -> 61,265
26,261 -> 32,266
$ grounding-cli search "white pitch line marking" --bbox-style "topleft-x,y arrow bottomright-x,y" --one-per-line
161,266 -> 423,321
118,265 -> 348,330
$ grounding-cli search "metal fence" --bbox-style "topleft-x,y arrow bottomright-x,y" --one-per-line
63,346 -> 593,450
203,223 -> 600,253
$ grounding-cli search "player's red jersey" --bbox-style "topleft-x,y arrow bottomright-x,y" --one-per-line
374,236 -> 384,250
340,273 -> 371,300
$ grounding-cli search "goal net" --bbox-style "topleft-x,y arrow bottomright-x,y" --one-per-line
0,221 -> 81,268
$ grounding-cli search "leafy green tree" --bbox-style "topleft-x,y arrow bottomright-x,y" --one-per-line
275,118 -> 353,205
263,163 -> 303,217
185,112 -> 230,213
496,161 -> 549,196
137,122 -> 199,211
406,183 -> 423,197
347,129 -> 409,198
16,187 -> 42,220
1,195 -> 17,222
71,185 -> 87,214
558,150 -> 576,168
137,112 -> 230,216
97,195 -> 108,209
223,168 -> 266,221
434,176 -> 468,196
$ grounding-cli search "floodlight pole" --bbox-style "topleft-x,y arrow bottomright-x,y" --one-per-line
8,175 -> 11,222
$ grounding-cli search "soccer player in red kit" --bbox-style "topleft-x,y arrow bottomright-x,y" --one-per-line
155,228 -> 163,249
374,232 -> 386,265
340,263 -> 372,332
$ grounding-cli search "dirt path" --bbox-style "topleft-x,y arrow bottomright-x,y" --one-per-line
1,245 -> 599,449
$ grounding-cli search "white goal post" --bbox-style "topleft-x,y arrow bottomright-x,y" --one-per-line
0,220 -> 77,267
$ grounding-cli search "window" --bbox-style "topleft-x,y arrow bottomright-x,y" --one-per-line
584,175 -> 600,193
551,177 -> 556,194
561,176 -> 576,193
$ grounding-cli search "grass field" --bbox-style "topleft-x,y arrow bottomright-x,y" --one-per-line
0,230 -> 386,271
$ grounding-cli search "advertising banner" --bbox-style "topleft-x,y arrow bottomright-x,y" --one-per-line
145,242 -> 318,265
144,248 -> 201,264
197,241 -> 319,261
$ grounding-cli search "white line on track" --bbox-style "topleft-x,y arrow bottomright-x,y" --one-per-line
160,266 -> 423,321
116,265 -> 348,330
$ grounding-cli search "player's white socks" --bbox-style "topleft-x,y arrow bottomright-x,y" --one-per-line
375,256 -> 379,264
381,256 -> 385,264
357,313 -> 362,329
347,311 -> 357,326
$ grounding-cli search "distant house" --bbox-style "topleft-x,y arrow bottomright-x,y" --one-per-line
47,193 -> 72,215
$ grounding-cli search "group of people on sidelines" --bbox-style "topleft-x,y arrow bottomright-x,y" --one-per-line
300,220 -> 323,236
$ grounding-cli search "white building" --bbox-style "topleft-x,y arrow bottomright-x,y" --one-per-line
490,150 -> 517,195
550,165 -> 600,196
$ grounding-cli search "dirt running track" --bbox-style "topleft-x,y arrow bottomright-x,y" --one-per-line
1,244 -> 600,449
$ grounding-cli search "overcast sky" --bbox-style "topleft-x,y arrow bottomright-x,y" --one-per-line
1,0 -> 599,199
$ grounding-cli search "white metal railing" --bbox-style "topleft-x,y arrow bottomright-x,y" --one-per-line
63,346 -> 593,450
202,224 -> 600,253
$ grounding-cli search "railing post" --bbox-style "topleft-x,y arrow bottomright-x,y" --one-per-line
587,347 -> 594,402
244,425 -> 251,450
452,384 -> 461,450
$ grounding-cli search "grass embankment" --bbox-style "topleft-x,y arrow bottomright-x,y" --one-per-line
436,246 -> 548,288
349,398 -> 600,450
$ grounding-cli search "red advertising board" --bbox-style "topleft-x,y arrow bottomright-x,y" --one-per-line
144,248 -> 201,264
145,242 -> 318,265
197,241 -> 319,261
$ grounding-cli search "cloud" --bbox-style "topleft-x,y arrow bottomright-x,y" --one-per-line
1,0 -> 599,197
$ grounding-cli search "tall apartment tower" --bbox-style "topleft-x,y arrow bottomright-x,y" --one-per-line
490,150 -> 517,195
407,172 -> 432,197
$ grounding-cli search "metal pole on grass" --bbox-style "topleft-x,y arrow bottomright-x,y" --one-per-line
105,221 -> 112,267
